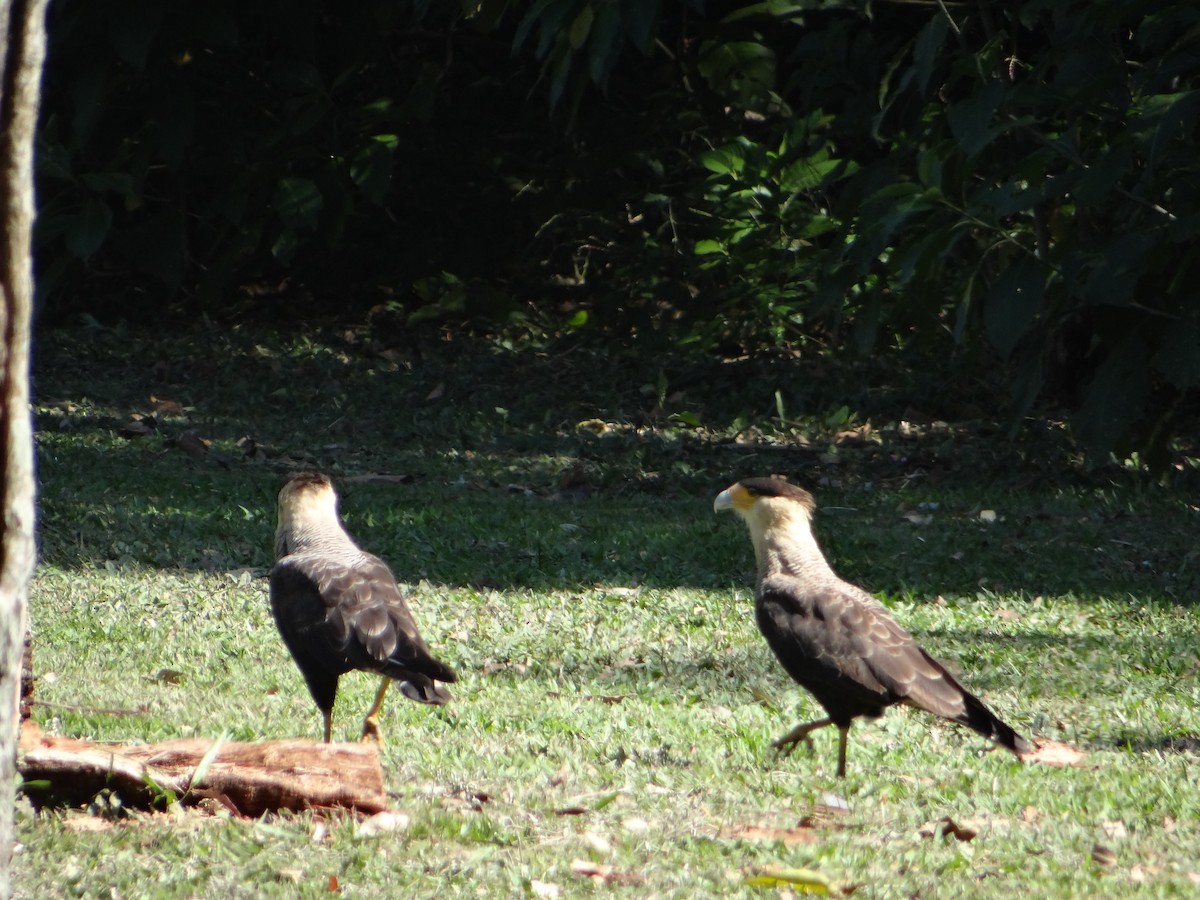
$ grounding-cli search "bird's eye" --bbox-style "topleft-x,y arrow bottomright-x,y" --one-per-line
744,486 -> 759,497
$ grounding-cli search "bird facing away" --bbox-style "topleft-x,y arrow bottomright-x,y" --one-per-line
714,476 -> 1029,778
269,472 -> 457,743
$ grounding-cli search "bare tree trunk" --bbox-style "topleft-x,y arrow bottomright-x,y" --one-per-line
1,0 -> 49,895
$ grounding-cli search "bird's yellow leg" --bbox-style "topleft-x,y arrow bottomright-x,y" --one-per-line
771,717 -> 833,757
835,725 -> 850,779
360,677 -> 391,744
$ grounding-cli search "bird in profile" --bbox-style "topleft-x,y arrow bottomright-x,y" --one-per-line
269,471 -> 457,743
714,476 -> 1029,778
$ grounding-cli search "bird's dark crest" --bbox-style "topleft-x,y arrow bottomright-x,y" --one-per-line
740,476 -> 815,508
283,470 -> 333,491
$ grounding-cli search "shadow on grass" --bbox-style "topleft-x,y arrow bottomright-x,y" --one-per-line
451,633 -> 1054,707
35,445 -> 1197,617
32,324 -> 1200,605
1103,733 -> 1200,755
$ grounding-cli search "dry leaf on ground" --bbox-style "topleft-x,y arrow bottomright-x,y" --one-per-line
356,810 -> 409,838
119,417 -> 156,438
1101,820 -> 1128,841
917,816 -> 978,842
61,816 -> 114,833
149,396 -> 184,416
569,859 -> 644,886
176,432 -> 210,459
720,823 -> 818,845
1023,739 -> 1087,767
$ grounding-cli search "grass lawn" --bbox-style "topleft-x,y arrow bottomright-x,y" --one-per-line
16,322 -> 1200,897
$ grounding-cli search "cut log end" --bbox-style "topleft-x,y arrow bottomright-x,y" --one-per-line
18,724 -> 389,817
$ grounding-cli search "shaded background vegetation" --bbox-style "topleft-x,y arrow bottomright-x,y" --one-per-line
32,0 -> 1200,469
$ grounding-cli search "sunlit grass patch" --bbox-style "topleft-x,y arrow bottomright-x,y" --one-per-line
17,324 -> 1200,897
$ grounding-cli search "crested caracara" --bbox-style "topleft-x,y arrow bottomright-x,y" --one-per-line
269,472 -> 457,742
715,476 -> 1029,777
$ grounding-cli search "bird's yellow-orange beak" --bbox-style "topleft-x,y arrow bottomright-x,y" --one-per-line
714,483 -> 754,513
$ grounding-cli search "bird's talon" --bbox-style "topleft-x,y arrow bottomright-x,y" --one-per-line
360,717 -> 384,745
772,736 -> 812,758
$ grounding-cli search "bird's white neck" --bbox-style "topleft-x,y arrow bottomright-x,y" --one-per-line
750,505 -> 837,582
275,489 -> 358,559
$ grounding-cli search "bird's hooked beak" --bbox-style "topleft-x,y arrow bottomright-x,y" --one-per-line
715,482 -> 755,514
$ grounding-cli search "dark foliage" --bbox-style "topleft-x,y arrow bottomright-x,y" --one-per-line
33,0 -> 1200,467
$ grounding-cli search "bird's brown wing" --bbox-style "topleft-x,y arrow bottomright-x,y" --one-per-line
277,554 -> 457,687
756,576 -> 967,723
758,576 -> 1028,754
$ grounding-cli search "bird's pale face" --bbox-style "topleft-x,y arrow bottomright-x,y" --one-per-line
714,478 -> 817,559
715,478 -> 814,518
277,475 -> 339,529
713,481 -> 757,515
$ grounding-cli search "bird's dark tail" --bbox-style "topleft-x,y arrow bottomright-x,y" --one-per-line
912,647 -> 1030,757
958,689 -> 1031,757
385,655 -> 457,705
396,674 -> 452,705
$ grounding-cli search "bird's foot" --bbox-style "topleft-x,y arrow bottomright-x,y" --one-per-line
360,716 -> 384,745
771,718 -> 832,758
771,734 -> 815,758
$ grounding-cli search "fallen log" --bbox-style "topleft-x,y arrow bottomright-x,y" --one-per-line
18,724 -> 388,817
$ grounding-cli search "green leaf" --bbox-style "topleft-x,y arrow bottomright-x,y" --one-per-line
1131,90 -> 1200,162
568,4 -> 594,50
698,40 -> 777,105
108,8 -> 165,69
1154,314 -> 1200,389
534,2 -> 576,59
984,255 -> 1045,360
185,733 -> 228,794
694,239 -> 725,255
588,2 -> 623,85
148,91 -> 195,168
592,790 -> 620,810
287,96 -> 333,136
65,198 -> 113,259
947,81 -> 1004,158
350,141 -> 393,205
1073,141 -> 1132,206
744,866 -> 830,893
954,271 -> 976,344
912,13 -> 948,95
1072,335 -> 1152,460
514,0 -> 558,52
267,59 -> 326,95
671,410 -> 703,428
180,5 -> 239,46
272,177 -> 324,229
916,148 -> 943,190
779,155 -> 840,193
864,182 -> 922,204
114,212 -> 186,286
79,172 -> 135,199
467,0 -> 510,32
547,43 -> 574,108
623,0 -> 658,53
700,149 -> 741,175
